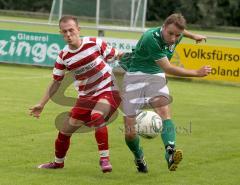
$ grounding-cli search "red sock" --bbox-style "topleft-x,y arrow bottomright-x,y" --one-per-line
89,113 -> 105,127
95,126 -> 109,160
55,132 -> 71,160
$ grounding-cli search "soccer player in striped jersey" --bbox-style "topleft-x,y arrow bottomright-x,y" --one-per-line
29,16 -> 121,173
121,13 -> 211,172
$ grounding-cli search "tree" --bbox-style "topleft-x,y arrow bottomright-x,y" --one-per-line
0,0 -> 51,12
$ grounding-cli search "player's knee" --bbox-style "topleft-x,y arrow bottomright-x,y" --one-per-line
149,95 -> 172,108
155,106 -> 170,119
124,125 -> 137,139
59,131 -> 72,137
89,113 -> 105,127
68,117 -> 82,126
124,116 -> 137,139
61,117 -> 83,134
91,113 -> 104,122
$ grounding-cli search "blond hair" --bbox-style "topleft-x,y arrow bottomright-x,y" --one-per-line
164,13 -> 186,30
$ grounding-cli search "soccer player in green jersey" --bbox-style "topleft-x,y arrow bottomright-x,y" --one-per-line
121,13 -> 211,172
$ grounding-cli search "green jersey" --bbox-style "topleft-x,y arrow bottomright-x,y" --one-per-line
121,27 -> 183,74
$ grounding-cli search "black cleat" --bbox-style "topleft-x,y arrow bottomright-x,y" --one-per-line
134,157 -> 148,173
166,146 -> 183,171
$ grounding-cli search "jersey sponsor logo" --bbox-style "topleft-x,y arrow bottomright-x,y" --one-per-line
169,44 -> 175,52
164,44 -> 176,52
74,62 -> 97,75
65,58 -> 72,63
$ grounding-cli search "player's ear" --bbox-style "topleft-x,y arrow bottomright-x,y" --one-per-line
59,28 -> 63,34
163,24 -> 168,32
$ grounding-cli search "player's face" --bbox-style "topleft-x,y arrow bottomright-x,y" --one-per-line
162,23 -> 183,45
59,20 -> 80,48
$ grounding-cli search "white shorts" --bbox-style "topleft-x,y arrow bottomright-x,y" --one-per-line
122,71 -> 171,116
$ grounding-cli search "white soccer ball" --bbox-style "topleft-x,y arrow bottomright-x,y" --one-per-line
135,111 -> 162,139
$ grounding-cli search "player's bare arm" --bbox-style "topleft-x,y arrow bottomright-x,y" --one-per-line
183,29 -> 207,43
156,57 -> 211,77
117,51 -> 124,60
29,80 -> 61,118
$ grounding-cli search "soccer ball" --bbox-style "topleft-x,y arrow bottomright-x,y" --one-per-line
135,111 -> 162,139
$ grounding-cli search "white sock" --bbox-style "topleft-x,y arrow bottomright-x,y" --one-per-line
55,157 -> 65,163
99,150 -> 109,158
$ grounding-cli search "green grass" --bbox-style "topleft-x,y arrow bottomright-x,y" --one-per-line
0,15 -> 240,185
0,64 -> 240,185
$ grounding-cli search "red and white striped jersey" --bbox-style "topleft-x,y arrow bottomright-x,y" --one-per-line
53,37 -> 119,97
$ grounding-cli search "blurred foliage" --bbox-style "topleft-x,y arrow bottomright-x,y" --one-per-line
0,0 -> 239,27
147,0 -> 240,27
0,0 -> 51,12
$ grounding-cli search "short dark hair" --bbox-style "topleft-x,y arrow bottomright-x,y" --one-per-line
163,13 -> 186,30
59,15 -> 79,27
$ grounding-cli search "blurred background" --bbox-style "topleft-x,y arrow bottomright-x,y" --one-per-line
0,0 -> 239,30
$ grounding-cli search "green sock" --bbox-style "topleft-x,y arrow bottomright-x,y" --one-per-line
161,119 -> 176,160
125,135 -> 143,160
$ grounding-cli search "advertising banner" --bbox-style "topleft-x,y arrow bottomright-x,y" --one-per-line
174,44 -> 240,82
0,30 -> 65,66
0,30 -> 239,82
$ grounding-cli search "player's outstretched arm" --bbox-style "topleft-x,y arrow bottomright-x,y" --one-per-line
117,51 -> 124,60
183,29 -> 207,43
29,104 -> 44,119
195,65 -> 212,77
156,57 -> 211,77
29,80 -> 61,118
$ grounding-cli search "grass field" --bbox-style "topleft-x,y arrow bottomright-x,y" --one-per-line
0,64 -> 240,185
0,15 -> 240,185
